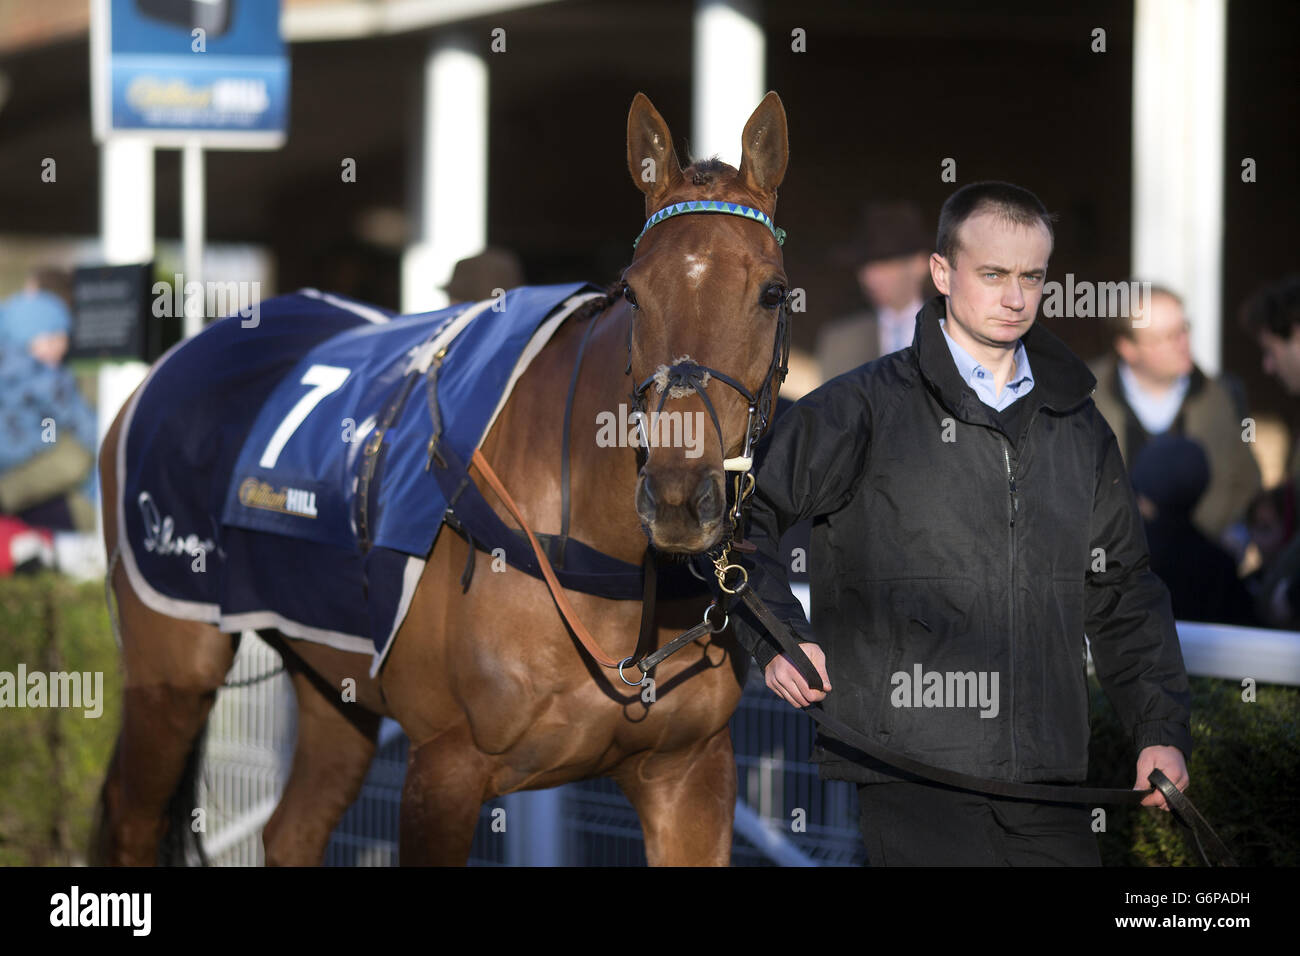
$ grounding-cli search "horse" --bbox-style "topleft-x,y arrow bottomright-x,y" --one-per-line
91,90 -> 794,866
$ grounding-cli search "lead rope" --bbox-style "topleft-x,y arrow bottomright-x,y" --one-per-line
720,482 -> 1236,866
468,447 -> 656,685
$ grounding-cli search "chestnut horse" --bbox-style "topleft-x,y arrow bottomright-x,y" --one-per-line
92,91 -> 793,865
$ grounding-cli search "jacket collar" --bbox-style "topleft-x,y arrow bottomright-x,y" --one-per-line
911,294 -> 1096,426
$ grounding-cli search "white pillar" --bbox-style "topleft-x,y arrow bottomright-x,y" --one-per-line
182,140 -> 206,338
100,138 -> 154,265
97,138 -> 154,554
402,35 -> 488,314
1131,0 -> 1227,374
692,0 -> 764,167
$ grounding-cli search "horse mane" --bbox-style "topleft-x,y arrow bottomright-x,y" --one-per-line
685,156 -> 735,186
570,280 -> 625,326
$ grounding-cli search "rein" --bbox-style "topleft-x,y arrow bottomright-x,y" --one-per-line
466,197 -> 789,686
461,198 -> 1234,866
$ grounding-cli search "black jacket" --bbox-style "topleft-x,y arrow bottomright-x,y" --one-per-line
733,295 -> 1193,786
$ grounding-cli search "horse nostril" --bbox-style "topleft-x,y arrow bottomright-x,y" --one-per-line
693,475 -> 722,523
636,475 -> 657,520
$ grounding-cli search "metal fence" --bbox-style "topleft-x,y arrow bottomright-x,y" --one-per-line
198,631 -> 865,866
201,619 -> 1298,865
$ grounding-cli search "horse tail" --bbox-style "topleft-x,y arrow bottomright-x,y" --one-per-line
87,737 -> 119,866
157,723 -> 211,867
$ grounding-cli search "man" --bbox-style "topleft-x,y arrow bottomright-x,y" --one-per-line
1129,435 -> 1255,626
815,201 -> 932,381
442,247 -> 525,305
0,287 -> 99,533
1243,275 -> 1300,471
732,181 -> 1192,866
1090,286 -> 1260,542
1240,275 -> 1300,625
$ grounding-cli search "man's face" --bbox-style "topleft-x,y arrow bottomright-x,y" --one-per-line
929,211 -> 1052,352
1257,327 -> 1300,395
1116,293 -> 1193,385
857,252 -> 929,312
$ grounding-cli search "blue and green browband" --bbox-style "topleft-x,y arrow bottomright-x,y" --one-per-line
633,199 -> 787,249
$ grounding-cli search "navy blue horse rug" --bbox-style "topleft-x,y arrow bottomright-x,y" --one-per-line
116,283 -> 608,674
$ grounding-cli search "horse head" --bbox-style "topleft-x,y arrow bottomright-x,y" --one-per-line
621,91 -> 791,554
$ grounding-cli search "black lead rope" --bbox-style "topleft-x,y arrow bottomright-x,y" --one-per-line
731,580 -> 1236,866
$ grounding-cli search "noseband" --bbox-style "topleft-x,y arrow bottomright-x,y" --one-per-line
622,199 -> 793,532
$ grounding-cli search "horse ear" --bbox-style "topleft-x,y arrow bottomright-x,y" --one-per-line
627,92 -> 683,204
737,91 -> 789,198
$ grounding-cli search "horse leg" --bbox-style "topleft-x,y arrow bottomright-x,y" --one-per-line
613,727 -> 737,866
398,724 -> 492,866
94,561 -> 238,865
262,660 -> 381,865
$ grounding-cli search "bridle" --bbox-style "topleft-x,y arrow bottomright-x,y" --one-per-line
622,198 -> 792,590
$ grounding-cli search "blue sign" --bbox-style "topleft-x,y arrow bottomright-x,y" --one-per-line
94,0 -> 288,146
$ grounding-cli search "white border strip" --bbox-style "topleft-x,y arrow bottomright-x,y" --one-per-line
115,290 -> 602,668
405,295 -> 498,374
115,297 -> 383,658
369,556 -> 427,677
298,287 -> 391,325
480,292 -> 604,442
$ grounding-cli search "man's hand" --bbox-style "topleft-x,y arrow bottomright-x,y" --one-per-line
764,642 -> 831,708
1134,745 -> 1189,811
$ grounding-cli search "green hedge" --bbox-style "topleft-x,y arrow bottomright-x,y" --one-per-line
0,573 -> 1295,865
1088,673 -> 1299,866
0,573 -> 122,866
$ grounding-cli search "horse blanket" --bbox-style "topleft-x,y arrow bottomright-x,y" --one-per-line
118,283 -> 611,673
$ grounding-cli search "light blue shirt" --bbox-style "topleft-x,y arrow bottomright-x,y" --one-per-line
1117,360 -> 1189,435
938,318 -> 1035,411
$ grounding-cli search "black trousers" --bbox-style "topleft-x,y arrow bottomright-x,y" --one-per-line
856,780 -> 1102,866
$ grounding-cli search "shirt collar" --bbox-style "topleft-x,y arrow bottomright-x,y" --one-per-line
1116,360 -> 1190,434
878,300 -> 922,328
938,317 -> 1034,395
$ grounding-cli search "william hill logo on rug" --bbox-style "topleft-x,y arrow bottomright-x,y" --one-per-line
238,478 -> 318,518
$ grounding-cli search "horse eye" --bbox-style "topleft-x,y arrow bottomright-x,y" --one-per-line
760,284 -> 787,309
623,284 -> 639,310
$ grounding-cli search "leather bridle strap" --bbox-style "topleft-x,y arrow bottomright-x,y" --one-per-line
556,300 -> 606,568
731,581 -> 1237,866
469,447 -> 657,684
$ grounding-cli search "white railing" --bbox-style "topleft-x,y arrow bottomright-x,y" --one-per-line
789,583 -> 1300,686
199,604 -> 1295,865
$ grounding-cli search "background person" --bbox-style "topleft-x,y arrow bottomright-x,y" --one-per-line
0,287 -> 99,534
815,200 -> 933,382
442,247 -> 525,305
1090,285 -> 1260,546
1130,434 -> 1256,626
